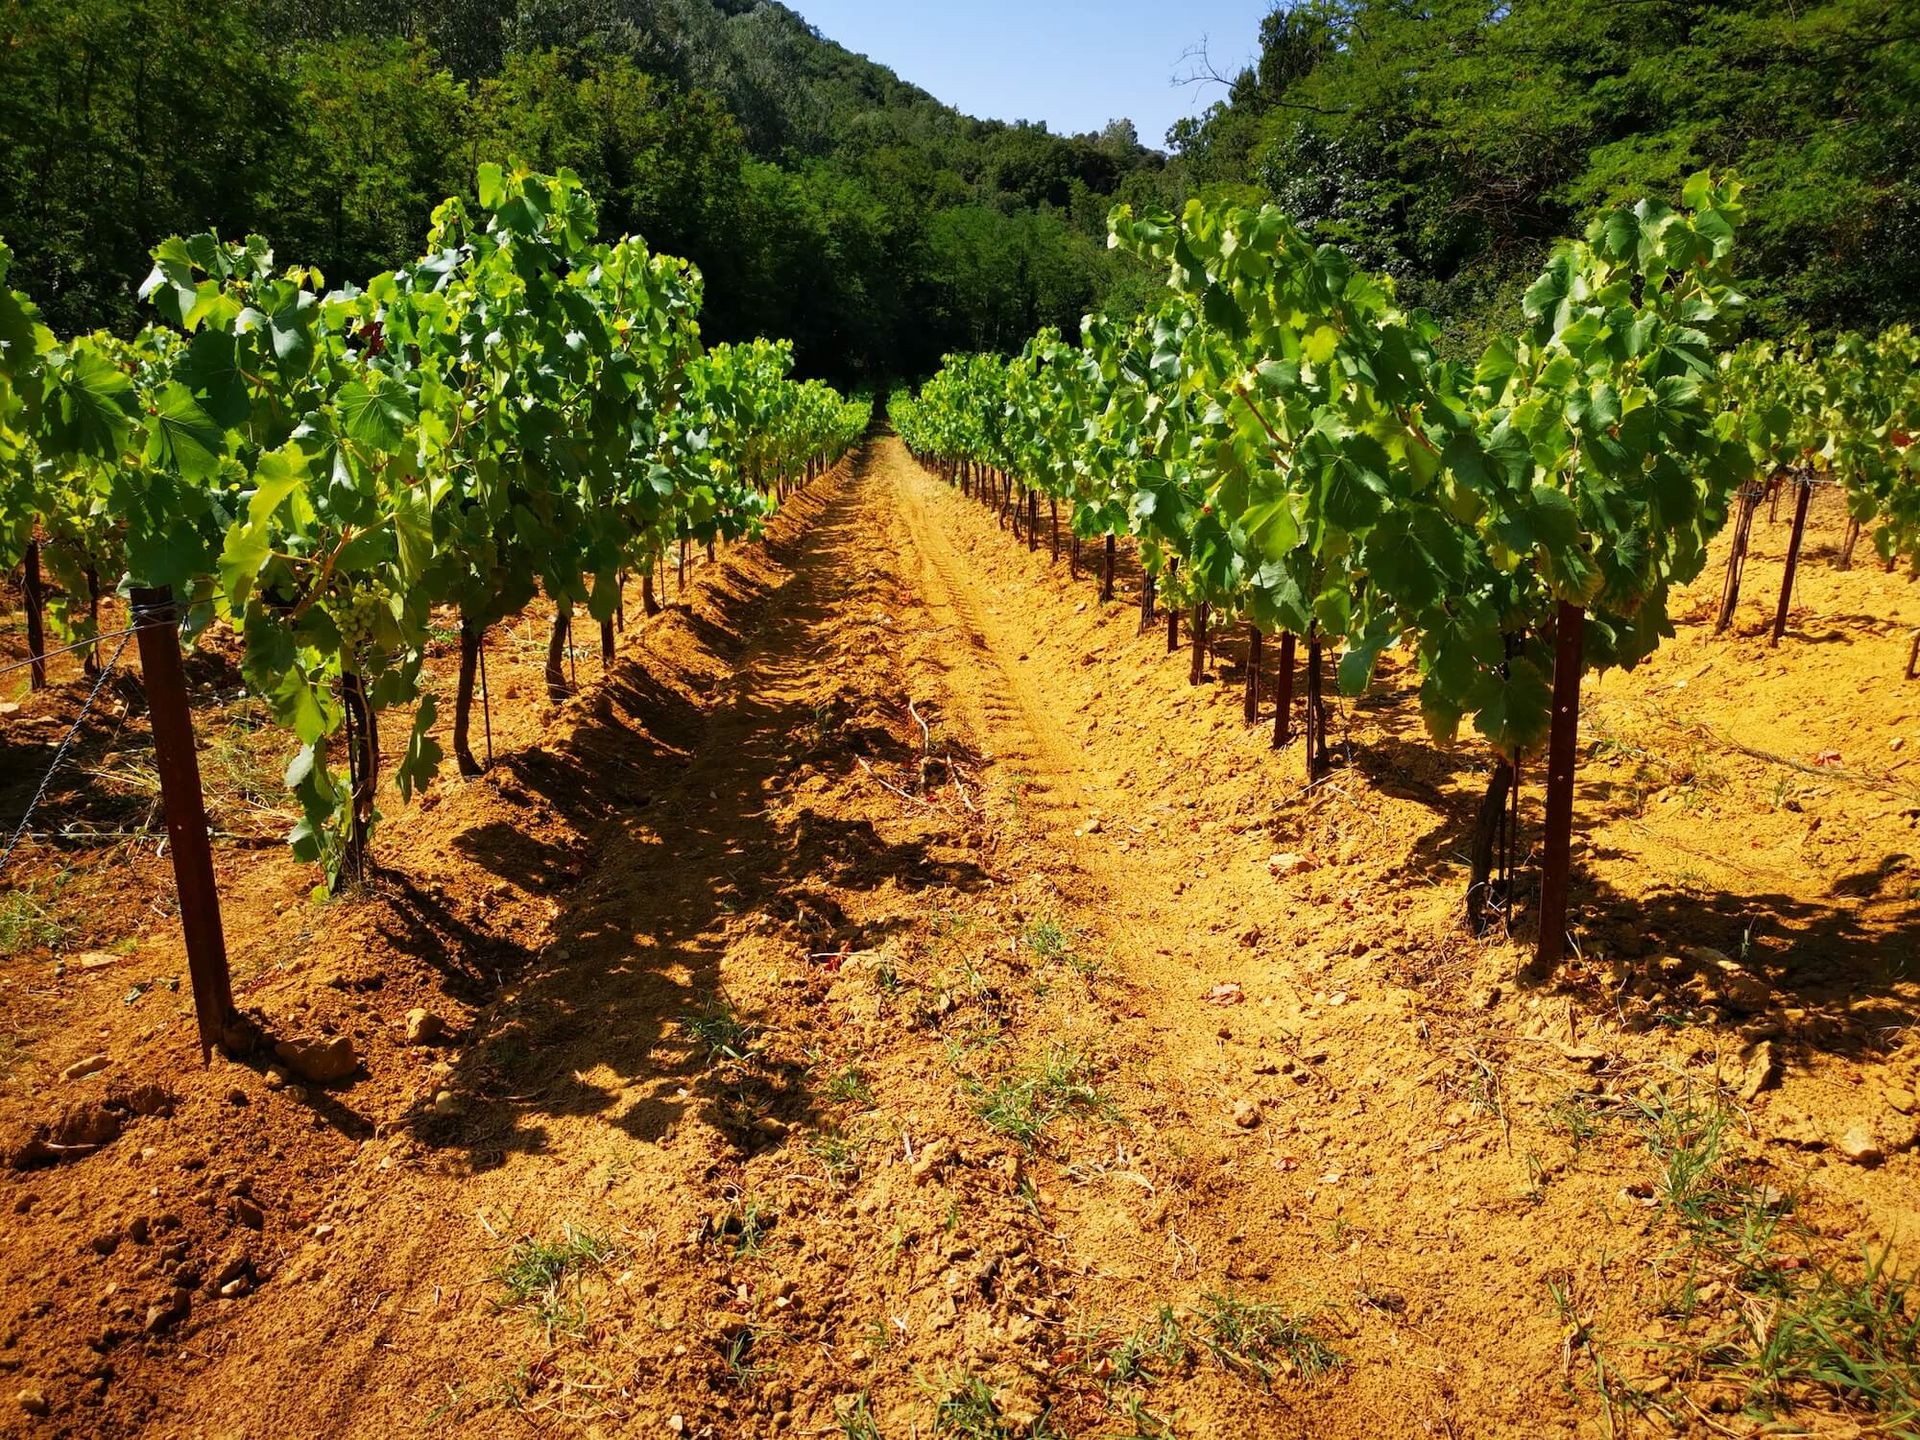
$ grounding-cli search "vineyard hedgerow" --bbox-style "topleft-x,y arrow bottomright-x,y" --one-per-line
896,173 -> 1920,973
0,165 -> 868,891
1716,327 -> 1920,643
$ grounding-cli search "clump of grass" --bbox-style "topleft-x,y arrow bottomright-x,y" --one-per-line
0,889 -> 64,956
714,1196 -> 773,1257
806,699 -> 839,750
1191,1291 -> 1341,1386
1105,1305 -> 1186,1390
682,996 -> 758,1065
925,1373 -> 1049,1438
1020,915 -> 1076,966
1736,1248 -> 1920,1427
1633,1089 -> 1736,1237
1669,865 -> 1711,893
968,1046 -> 1118,1148
494,1226 -> 615,1335
827,1064 -> 874,1107
1107,1396 -> 1177,1439
1621,1086 -> 1919,1430
836,1391 -> 882,1440
1460,1050 -> 1507,1126
1002,771 -> 1034,817
810,1128 -> 866,1184
931,1374 -> 1004,1437
724,1321 -> 769,1389
1550,1091 -> 1605,1149
942,1019 -> 1006,1068
861,1318 -> 893,1359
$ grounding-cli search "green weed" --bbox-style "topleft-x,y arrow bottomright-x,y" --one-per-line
1020,915 -> 1076,967
828,1064 -> 875,1107
969,1046 -> 1118,1148
0,889 -> 64,955
1106,1305 -> 1186,1390
726,1197 -> 773,1257
682,996 -> 758,1065
1191,1290 -> 1341,1386
1103,1395 -> 1177,1439
927,1373 -> 1049,1438
1736,1248 -> 1920,1427
860,1318 -> 893,1359
1632,1090 -> 1734,1237
810,1128 -> 866,1184
725,1322 -> 767,1389
1623,1087 -> 1920,1430
836,1390 -> 883,1440
493,1226 -> 615,1335
807,699 -> 839,750
1550,1091 -> 1606,1149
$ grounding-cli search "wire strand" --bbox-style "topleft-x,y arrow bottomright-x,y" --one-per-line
0,627 -> 137,875
0,622 -> 156,679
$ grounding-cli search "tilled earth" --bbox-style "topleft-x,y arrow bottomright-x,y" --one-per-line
0,439 -> 1915,1439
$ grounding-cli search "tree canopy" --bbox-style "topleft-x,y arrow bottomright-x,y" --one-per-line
0,0 -> 1180,385
1172,0 -> 1920,353
1,0 -> 1914,383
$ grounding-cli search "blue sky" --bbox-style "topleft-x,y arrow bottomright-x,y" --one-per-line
789,1 -> 1273,149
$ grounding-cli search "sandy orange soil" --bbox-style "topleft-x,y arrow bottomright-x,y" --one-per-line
0,441 -> 1913,1439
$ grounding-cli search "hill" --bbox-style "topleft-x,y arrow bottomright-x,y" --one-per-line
0,0 -> 1177,383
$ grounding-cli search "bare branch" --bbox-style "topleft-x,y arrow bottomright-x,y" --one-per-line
1173,35 -> 1240,92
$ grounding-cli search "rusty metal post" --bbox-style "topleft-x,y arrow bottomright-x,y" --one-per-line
131,587 -> 233,1058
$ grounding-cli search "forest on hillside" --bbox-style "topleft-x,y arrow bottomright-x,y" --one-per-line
1177,0 -> 1920,350
0,0 -> 1178,383
1,0 -> 1916,382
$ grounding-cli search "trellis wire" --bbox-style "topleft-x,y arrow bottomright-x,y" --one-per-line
0,627 -> 137,875
0,623 -> 142,678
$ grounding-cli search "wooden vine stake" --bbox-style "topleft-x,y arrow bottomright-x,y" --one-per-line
1243,629 -> 1262,724
1714,482 -> 1762,633
453,619 -> 486,776
1530,601 -> 1585,979
1187,603 -> 1208,685
1303,627 -> 1328,780
1466,754 -> 1518,935
545,606 -> 572,699
1271,632 -> 1296,749
130,587 -> 234,1059
1770,475 -> 1813,647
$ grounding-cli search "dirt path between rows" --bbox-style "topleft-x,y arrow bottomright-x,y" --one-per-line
5,438 -> 1916,1440
171,448 -> 942,1437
